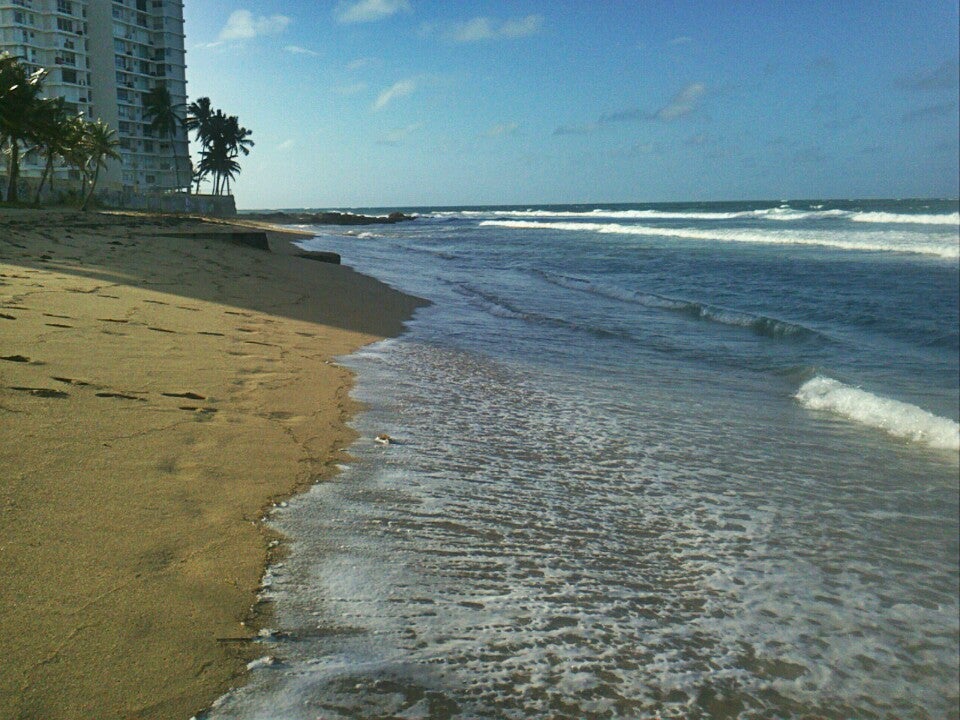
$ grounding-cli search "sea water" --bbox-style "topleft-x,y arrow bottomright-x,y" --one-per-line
206,200 -> 959,719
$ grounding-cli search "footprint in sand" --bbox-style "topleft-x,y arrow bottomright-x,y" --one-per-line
98,318 -> 129,323
51,377 -> 91,386
0,313 -> 16,320
197,331 -> 225,337
45,323 -> 73,328
9,386 -> 69,398
96,392 -> 146,401
162,391 -> 206,400
1,355 -> 30,363
43,313 -> 72,319
147,326 -> 176,333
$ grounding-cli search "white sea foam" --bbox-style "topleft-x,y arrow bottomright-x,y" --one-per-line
480,220 -> 960,259
796,376 -> 960,451
437,207 -> 960,227
441,207 -> 849,221
849,211 -> 960,225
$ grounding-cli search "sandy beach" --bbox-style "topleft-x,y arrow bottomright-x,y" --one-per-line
0,209 -> 426,719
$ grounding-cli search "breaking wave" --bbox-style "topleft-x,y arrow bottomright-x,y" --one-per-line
534,271 -> 819,340
849,211 -> 960,225
480,220 -> 960,259
450,282 -> 631,341
796,376 -> 960,451
433,207 -> 959,226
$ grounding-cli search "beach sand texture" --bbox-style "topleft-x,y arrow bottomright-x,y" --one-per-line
0,209 -> 425,719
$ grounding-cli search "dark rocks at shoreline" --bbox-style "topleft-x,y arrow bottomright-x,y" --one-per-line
242,211 -> 415,226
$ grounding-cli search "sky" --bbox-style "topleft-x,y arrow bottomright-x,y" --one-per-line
183,1 -> 960,209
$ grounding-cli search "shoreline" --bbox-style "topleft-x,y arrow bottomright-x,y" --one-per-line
0,208 -> 426,719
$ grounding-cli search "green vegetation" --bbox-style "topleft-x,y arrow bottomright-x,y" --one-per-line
142,84 -> 186,192
186,97 -> 254,196
1,52 -> 254,206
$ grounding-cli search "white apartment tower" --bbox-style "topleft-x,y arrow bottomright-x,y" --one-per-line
0,0 -> 190,193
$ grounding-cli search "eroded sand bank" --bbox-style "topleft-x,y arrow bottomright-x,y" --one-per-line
0,209 -> 425,719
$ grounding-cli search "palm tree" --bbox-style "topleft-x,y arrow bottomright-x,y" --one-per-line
142,84 -> 186,191
185,99 -> 253,196
0,52 -> 47,203
31,97 -> 83,204
79,120 -> 120,210
185,96 -> 212,193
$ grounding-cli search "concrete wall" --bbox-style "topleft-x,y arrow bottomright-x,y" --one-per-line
0,173 -> 237,216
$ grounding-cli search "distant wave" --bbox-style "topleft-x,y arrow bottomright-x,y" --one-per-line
480,220 -> 960,259
451,282 -> 630,341
796,376 -> 960,451
535,271 -> 818,341
437,207 -> 960,226
440,208 -> 848,221
849,211 -> 960,226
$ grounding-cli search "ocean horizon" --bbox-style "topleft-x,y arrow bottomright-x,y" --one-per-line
211,197 -> 959,719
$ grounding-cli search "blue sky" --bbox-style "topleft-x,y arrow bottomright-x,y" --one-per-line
183,1 -> 959,209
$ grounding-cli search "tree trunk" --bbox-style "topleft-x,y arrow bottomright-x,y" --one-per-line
6,140 -> 20,204
34,154 -> 54,206
81,163 -> 100,211
173,151 -> 182,192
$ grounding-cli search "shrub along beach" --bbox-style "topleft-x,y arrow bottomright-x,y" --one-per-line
0,208 -> 425,719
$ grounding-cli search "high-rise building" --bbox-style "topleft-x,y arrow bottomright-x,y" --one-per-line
0,0 -> 190,193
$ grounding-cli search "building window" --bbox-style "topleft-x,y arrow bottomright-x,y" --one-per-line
57,0 -> 73,15
61,68 -> 77,84
56,17 -> 73,32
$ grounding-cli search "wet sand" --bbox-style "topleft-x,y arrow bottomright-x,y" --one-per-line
0,209 -> 426,719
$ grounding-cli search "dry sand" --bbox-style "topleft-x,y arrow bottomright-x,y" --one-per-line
0,209 -> 426,719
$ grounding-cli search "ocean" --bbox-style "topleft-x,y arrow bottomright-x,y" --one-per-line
207,199 -> 959,719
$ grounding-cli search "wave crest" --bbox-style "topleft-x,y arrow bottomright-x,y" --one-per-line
481,220 -> 959,259
534,271 -> 817,341
435,207 -> 959,226
795,376 -> 960,451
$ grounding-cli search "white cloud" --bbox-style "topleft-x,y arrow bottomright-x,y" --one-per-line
668,35 -> 692,46
278,139 -> 295,151
450,14 -> 543,42
218,10 -> 290,41
285,45 -> 320,57
335,0 -> 411,24
553,122 -> 599,136
347,57 -> 378,71
377,122 -> 424,145
482,122 -> 519,138
336,82 -> 369,96
656,82 -> 705,121
374,79 -> 416,111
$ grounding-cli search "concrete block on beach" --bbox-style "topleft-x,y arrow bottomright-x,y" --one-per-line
296,250 -> 342,264
160,229 -> 272,251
